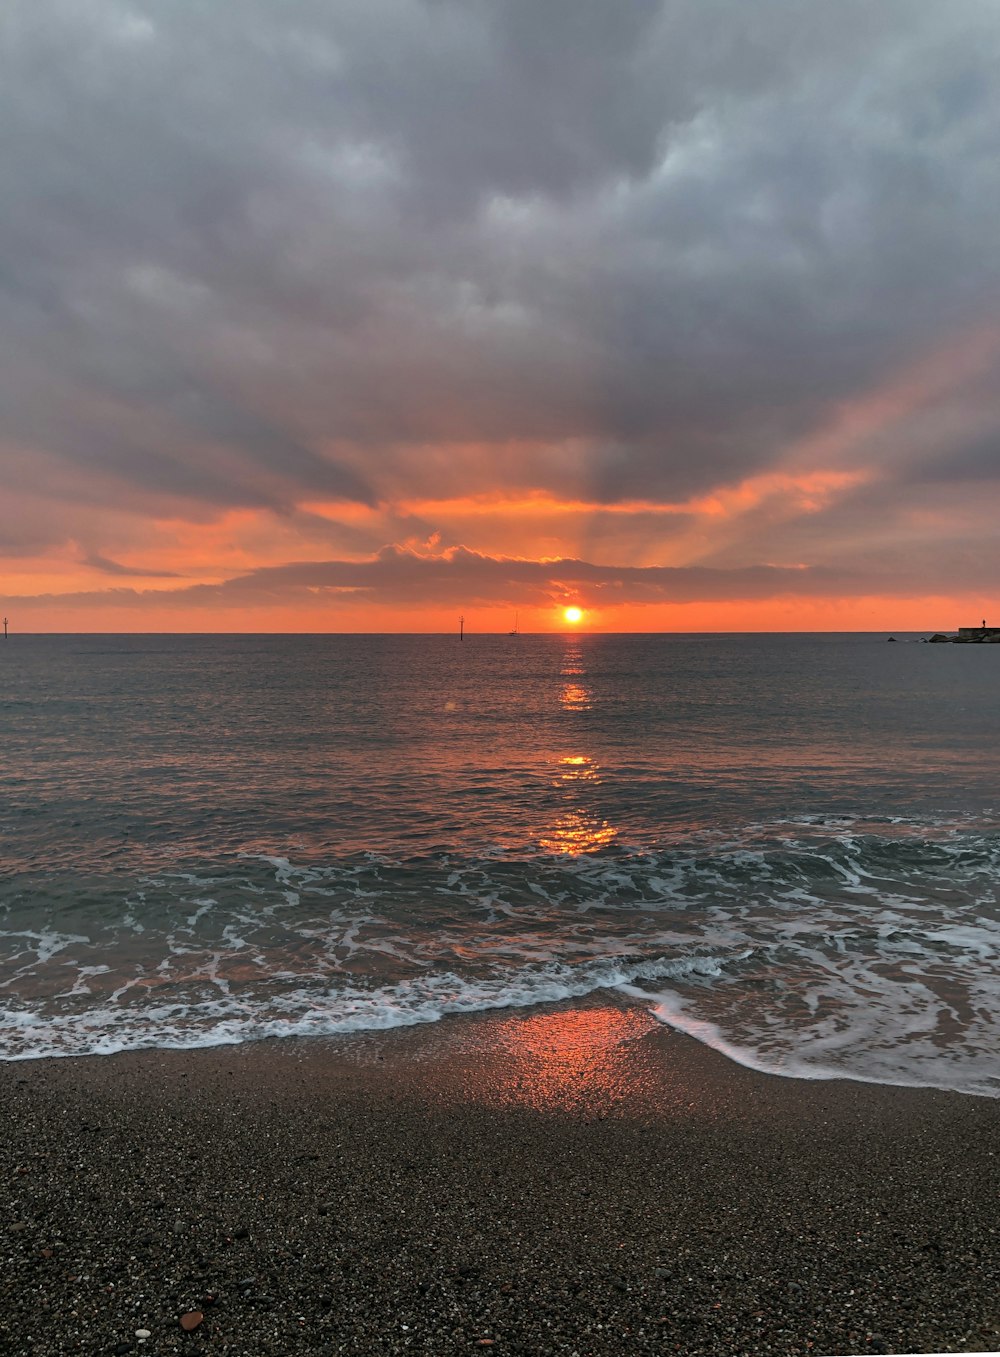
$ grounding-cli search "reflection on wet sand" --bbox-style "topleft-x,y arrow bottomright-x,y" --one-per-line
481,1004 -> 657,1111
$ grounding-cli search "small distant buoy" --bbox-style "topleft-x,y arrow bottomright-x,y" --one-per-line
886,636 -> 897,642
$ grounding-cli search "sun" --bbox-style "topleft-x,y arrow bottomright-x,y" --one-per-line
563,606 -> 584,624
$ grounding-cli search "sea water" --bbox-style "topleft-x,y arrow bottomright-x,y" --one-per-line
2,632 -> 999,1095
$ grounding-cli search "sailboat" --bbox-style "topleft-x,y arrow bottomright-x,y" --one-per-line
508,612 -> 519,636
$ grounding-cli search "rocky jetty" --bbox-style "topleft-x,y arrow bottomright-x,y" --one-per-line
926,631 -> 1000,643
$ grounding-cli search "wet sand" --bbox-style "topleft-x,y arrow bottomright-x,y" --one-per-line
2,996 -> 999,1356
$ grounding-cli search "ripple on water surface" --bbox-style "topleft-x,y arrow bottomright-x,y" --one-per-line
2,818 -> 999,1098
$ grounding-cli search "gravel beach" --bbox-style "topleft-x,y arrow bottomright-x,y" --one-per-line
2,996 -> 998,1357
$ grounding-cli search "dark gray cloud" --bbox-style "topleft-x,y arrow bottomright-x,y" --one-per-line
909,430 -> 1000,484
81,553 -> 181,579
13,537 -> 1000,614
3,0 -> 1000,601
6,548 -> 854,611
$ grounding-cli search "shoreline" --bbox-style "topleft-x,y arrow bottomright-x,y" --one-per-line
3,995 -> 999,1356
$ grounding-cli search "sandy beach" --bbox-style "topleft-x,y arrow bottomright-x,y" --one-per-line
2,996 -> 998,1357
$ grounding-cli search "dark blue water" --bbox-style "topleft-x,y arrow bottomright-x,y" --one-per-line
2,633 -> 999,1092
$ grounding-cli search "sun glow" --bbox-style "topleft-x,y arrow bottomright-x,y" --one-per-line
563,606 -> 584,624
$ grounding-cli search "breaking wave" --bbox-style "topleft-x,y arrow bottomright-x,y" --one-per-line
3,817 -> 999,1095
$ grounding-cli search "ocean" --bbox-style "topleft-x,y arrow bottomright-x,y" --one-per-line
2,632 -> 999,1096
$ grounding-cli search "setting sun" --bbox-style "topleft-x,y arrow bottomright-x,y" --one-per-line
563,606 -> 584,624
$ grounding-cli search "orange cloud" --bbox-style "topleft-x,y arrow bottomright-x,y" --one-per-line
6,323 -> 997,632
681,467 -> 873,519
298,468 -> 876,574
307,474 -> 873,525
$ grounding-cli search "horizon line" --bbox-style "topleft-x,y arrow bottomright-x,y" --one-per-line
0,628 -> 939,638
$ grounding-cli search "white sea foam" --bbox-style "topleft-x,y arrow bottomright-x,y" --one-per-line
619,982 -> 1000,1099
0,952 -> 737,1061
3,826 -> 1000,1095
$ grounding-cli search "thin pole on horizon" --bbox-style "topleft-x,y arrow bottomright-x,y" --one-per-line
459,615 -> 464,641
2,617 -> 6,639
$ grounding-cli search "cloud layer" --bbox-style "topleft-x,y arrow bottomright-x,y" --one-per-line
3,1 -> 1000,627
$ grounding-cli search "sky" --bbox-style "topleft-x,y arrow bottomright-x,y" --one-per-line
3,0 -> 1000,633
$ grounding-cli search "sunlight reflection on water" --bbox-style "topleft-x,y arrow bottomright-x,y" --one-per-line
539,754 -> 618,853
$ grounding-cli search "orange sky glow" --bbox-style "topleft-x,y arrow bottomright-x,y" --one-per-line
4,5 -> 1000,635
9,595 -> 993,636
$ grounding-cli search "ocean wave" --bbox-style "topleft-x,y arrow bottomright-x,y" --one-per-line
0,951 -> 743,1061
2,820 -> 999,1096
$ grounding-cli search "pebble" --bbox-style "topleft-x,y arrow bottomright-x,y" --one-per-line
2,1025 -> 998,1357
179,1310 -> 204,1332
